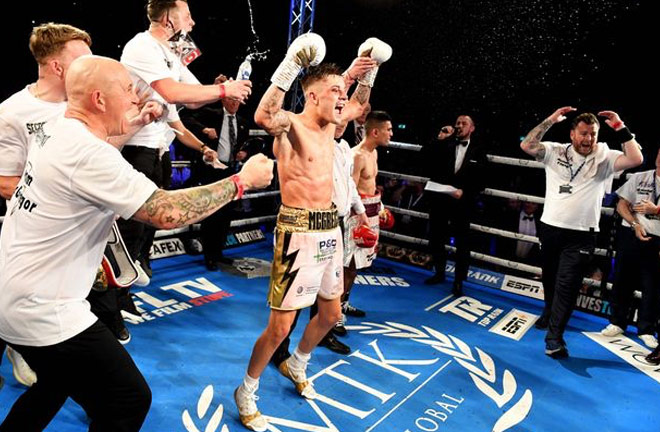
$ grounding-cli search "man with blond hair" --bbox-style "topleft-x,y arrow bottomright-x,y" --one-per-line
0,21 -> 92,391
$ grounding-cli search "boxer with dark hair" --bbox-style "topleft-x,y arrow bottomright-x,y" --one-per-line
339,110 -> 394,332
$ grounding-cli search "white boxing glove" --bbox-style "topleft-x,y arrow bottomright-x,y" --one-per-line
271,32 -> 326,92
358,37 -> 392,64
357,37 -> 392,87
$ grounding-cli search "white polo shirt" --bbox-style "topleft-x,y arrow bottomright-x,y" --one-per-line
0,117 -> 158,346
616,169 -> 660,237
540,141 -> 622,232
121,31 -> 200,150
0,86 -> 65,177
333,139 -> 365,218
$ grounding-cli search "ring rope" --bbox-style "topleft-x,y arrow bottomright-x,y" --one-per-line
154,215 -> 277,239
230,215 -> 277,227
482,188 -> 615,216
243,190 -> 280,199
378,170 -> 428,183
383,203 -> 612,256
380,230 -> 617,291
387,141 -> 422,151
384,205 -> 429,219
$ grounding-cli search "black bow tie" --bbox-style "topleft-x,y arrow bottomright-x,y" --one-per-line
458,140 -> 469,147
522,215 -> 534,221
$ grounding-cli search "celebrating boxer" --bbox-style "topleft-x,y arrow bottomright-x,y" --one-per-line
0,55 -> 273,431
520,107 -> 643,358
271,115 -> 373,363
234,33 -> 383,431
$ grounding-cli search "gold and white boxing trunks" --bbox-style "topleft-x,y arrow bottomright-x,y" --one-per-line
268,204 -> 344,310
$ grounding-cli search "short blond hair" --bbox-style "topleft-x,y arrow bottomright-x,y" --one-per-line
29,23 -> 92,64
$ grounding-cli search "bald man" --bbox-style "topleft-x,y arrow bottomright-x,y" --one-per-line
0,55 -> 273,431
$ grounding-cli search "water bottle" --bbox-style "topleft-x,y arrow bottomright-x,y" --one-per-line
237,55 -> 252,80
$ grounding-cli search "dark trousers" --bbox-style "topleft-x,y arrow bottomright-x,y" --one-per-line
428,193 -> 471,283
199,163 -> 234,262
0,321 -> 151,432
201,205 -> 233,262
88,289 -> 124,336
117,147 -> 164,261
539,222 -> 596,343
610,228 -> 660,335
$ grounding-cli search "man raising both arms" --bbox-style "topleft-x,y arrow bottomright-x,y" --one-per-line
234,33 -> 391,431
520,107 -> 643,358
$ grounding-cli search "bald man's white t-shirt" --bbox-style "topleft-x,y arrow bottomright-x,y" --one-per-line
121,31 -> 200,149
540,141 -> 622,232
0,86 -> 65,177
0,117 -> 158,346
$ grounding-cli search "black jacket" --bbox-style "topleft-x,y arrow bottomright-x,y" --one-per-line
180,106 -> 249,160
421,136 -> 488,199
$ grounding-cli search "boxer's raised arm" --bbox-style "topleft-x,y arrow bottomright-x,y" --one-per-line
256,33 -> 326,137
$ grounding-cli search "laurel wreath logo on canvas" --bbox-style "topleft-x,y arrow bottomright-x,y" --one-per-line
348,321 -> 533,432
182,321 -> 533,432
182,385 -> 228,432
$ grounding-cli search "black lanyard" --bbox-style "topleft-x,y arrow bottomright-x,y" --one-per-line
565,144 -> 589,183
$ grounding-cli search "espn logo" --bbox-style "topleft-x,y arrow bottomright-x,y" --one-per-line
501,275 -> 544,300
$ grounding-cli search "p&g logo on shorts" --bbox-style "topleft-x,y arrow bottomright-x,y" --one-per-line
315,238 -> 337,263
319,239 -> 337,250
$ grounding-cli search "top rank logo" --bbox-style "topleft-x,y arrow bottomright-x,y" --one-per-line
430,295 -> 537,341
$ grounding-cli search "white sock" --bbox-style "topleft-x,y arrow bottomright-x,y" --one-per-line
242,373 -> 259,393
290,347 -> 311,369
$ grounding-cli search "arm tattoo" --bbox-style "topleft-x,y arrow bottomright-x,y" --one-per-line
138,178 -> 237,228
257,85 -> 291,135
351,83 -> 371,105
521,119 -> 553,160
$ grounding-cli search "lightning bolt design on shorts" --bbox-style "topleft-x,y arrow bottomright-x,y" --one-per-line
278,231 -> 300,297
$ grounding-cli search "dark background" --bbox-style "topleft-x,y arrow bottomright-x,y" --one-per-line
5,0 -> 656,160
